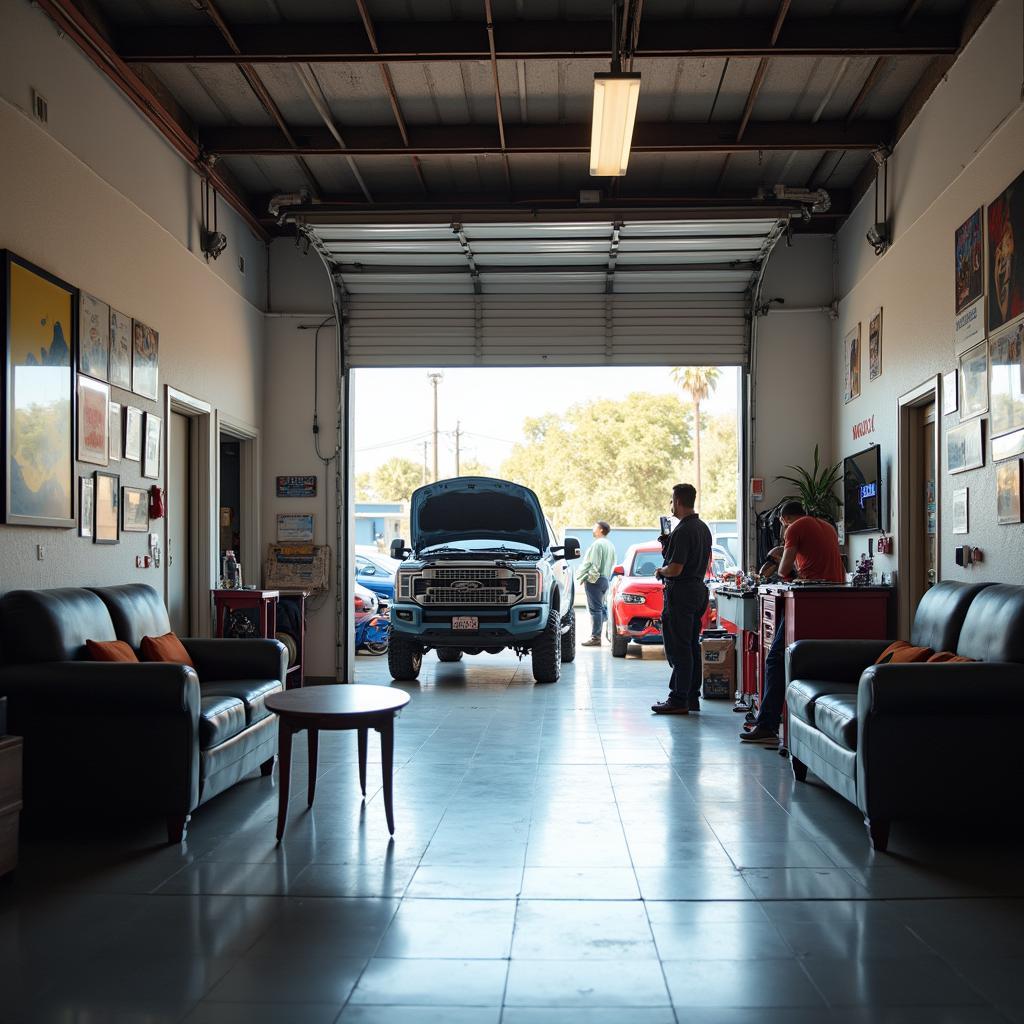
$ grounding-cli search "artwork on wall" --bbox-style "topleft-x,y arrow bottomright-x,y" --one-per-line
94,469 -> 119,544
131,319 -> 159,401
868,309 -> 882,381
952,487 -> 969,534
992,427 -> 1024,463
955,207 -> 985,314
122,486 -> 149,532
78,291 -> 110,382
277,475 -> 317,498
996,459 -> 1023,525
989,318 -> 1024,439
947,418 -> 984,474
79,476 -> 94,538
843,324 -> 861,403
958,340 -> 989,420
987,169 -> 1024,332
77,376 -> 110,466
1,252 -> 77,528
108,308 -> 132,391
277,513 -> 314,542
124,406 -> 143,461
942,370 -> 959,415
143,412 -> 162,480
109,401 -> 121,462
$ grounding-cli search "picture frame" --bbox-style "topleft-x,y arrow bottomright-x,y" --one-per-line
109,308 -> 132,390
987,169 -> 1024,332
868,308 -> 882,381
108,401 -> 121,462
1,251 -> 77,528
952,488 -> 969,534
78,291 -> 110,382
276,475 -> 317,498
79,476 -> 94,538
94,469 -> 119,544
988,318 -> 1024,439
143,412 -> 161,480
121,485 -> 149,532
77,375 -> 110,466
955,207 -> 985,315
131,319 -> 159,401
942,369 -> 959,416
992,427 -> 1024,463
947,418 -> 984,475
996,460 -> 1023,525
277,512 -> 314,543
124,406 -> 143,461
958,339 -> 989,421
843,324 -> 861,404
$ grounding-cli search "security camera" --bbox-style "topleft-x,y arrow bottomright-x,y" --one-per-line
202,229 -> 228,260
866,221 -> 889,256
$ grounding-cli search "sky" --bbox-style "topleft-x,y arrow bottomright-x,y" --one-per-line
353,365 -> 739,478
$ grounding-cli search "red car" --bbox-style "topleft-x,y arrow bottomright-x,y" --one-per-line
606,540 -> 719,657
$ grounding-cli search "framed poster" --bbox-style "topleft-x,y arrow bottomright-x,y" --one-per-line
843,324 -> 861,403
996,460 -> 1023,525
124,406 -> 143,461
94,469 -> 119,544
122,486 -> 149,532
1,252 -> 77,527
143,413 -> 162,480
277,513 -> 314,542
942,369 -> 959,415
108,401 -> 121,462
987,169 -> 1024,332
955,207 -> 984,315
79,476 -> 94,538
78,291 -> 110,382
958,340 -> 989,420
276,474 -> 317,498
108,308 -> 132,390
993,427 -> 1024,463
947,418 -> 984,474
77,376 -> 110,466
868,308 -> 882,381
952,487 -> 969,534
989,319 -> 1024,438
131,319 -> 159,401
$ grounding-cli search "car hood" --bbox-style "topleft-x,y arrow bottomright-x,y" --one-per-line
410,476 -> 546,554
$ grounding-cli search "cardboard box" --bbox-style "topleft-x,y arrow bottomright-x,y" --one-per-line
701,635 -> 736,699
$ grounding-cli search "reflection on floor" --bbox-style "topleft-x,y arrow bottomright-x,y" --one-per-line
3,644 -> 1024,1023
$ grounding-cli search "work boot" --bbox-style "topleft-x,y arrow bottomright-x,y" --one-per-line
651,701 -> 689,715
581,637 -> 602,647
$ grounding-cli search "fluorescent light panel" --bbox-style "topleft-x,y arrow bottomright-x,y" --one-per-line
590,72 -> 641,177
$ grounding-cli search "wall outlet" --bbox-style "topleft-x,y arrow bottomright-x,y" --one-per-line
36,545 -> 44,561
149,532 -> 159,552
136,555 -> 145,568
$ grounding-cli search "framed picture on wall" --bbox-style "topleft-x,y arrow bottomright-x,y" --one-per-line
1,251 -> 77,528
124,406 -> 143,461
77,376 -> 110,466
958,340 -> 989,420
109,308 -> 132,391
122,486 -> 149,532
989,319 -> 1024,438
277,513 -> 314,543
143,413 -> 161,480
868,309 -> 882,381
942,370 -> 959,415
78,291 -> 110,382
131,319 -> 159,401
987,169 -> 1024,332
993,427 -> 1024,463
947,418 -> 984,474
996,460 -> 1023,525
94,469 -> 119,544
955,207 -> 985,315
79,476 -> 94,538
108,401 -> 121,463
843,324 -> 861,403
952,487 -> 969,534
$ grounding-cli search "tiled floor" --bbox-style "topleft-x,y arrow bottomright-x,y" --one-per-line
3,644 -> 1024,1023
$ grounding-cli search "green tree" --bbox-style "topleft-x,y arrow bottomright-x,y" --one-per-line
681,413 -> 738,521
670,366 -> 720,500
355,471 -> 374,501
457,457 -> 492,478
364,456 -> 423,503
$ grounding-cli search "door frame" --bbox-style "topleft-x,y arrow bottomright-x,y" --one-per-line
896,375 -> 941,637
216,412 -> 261,592
165,387 -> 214,637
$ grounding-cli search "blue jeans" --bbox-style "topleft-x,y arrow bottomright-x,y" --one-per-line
584,577 -> 609,638
756,609 -> 786,731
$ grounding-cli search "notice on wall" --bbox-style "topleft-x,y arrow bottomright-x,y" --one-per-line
276,475 -> 317,498
953,295 -> 985,354
277,513 -> 314,543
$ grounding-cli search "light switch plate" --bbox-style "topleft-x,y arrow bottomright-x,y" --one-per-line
149,532 -> 159,552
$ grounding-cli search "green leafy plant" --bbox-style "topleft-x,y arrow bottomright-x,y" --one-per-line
776,444 -> 842,522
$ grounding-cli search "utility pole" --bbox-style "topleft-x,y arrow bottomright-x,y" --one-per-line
427,372 -> 443,481
454,420 -> 461,476
422,440 -> 428,485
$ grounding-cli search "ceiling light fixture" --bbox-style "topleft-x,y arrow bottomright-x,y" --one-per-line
590,2 -> 641,177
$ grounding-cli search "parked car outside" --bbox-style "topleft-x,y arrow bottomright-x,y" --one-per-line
354,581 -> 389,654
355,548 -> 397,602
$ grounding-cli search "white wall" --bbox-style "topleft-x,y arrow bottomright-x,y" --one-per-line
835,0 -> 1024,595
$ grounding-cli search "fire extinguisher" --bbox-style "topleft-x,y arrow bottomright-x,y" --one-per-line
148,485 -> 165,520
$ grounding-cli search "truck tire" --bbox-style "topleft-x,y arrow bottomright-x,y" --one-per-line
437,649 -> 463,663
388,633 -> 423,680
611,632 -> 629,658
531,608 -> 562,683
560,607 -> 576,663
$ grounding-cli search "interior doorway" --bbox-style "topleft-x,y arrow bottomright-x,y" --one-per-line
167,412 -> 192,634
216,414 -> 260,594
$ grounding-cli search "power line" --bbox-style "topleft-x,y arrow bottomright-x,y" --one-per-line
355,431 -> 430,453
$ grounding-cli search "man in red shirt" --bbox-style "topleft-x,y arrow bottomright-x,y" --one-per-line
742,500 -> 845,744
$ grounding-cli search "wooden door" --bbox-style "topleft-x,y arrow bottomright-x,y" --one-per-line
167,411 -> 191,634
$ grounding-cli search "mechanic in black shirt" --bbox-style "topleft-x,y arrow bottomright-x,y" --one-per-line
651,482 -> 713,715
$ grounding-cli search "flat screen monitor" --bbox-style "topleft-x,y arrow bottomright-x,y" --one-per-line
844,444 -> 882,534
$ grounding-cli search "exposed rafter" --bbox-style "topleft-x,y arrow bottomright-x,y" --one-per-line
483,0 -> 512,192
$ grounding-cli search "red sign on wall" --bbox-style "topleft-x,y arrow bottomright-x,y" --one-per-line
852,415 -> 876,441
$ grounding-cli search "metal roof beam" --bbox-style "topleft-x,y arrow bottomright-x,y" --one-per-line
331,261 -> 759,275
118,16 -> 963,63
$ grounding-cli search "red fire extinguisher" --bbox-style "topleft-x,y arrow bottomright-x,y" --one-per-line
148,485 -> 165,520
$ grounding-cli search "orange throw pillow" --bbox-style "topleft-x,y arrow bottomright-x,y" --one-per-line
86,639 -> 139,663
927,651 -> 976,663
140,632 -> 194,667
875,640 -> 934,664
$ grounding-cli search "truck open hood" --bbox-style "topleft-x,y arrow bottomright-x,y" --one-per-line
409,476 -> 546,554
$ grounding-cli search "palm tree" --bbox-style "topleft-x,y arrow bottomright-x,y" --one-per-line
670,366 -> 720,501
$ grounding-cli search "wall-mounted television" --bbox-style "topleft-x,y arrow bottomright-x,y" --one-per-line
844,444 -> 882,534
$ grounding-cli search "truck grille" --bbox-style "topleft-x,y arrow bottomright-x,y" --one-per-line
423,587 -> 517,606
410,565 -> 524,606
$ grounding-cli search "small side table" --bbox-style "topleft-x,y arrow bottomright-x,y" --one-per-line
213,588 -> 279,641
266,685 -> 411,841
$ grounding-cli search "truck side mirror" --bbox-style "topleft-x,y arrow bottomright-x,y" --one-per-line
390,539 -> 408,560
562,537 -> 581,560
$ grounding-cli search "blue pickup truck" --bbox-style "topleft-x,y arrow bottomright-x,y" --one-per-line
388,476 -> 581,684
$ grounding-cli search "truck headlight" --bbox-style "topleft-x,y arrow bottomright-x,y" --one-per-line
517,569 -> 542,600
396,569 -> 415,600
621,593 -> 645,604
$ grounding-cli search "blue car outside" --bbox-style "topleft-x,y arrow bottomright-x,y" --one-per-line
355,552 -> 395,601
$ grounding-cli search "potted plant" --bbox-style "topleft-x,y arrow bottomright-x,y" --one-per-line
776,445 -> 842,524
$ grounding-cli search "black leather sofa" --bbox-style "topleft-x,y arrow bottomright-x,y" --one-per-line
0,584 -> 286,843
785,580 -> 1024,852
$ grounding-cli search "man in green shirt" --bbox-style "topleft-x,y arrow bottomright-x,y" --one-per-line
578,521 -> 616,646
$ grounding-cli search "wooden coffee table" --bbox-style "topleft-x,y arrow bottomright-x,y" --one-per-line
265,684 -> 411,841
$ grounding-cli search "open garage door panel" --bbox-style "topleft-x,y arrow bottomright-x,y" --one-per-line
304,218 -> 786,368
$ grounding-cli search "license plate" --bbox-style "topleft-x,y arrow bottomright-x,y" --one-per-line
452,616 -> 479,631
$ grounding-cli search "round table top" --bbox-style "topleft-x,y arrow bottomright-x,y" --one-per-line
266,684 -> 410,720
